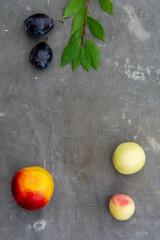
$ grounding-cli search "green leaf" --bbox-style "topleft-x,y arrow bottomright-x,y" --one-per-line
61,28 -> 83,67
72,7 -> 87,34
64,0 -> 86,18
70,27 -> 83,42
81,48 -> 91,71
85,39 -> 100,70
61,39 -> 82,67
98,0 -> 113,15
88,16 -> 105,41
72,48 -> 81,71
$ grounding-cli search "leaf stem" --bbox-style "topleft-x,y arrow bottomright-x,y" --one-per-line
54,20 -> 64,24
82,0 -> 90,48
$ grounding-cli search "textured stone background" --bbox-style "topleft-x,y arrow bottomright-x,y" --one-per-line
0,0 -> 160,239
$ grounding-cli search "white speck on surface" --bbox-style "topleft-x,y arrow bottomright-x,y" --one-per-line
5,29 -> 8,32
122,113 -> 125,119
130,70 -> 145,81
128,119 -> 132,126
124,59 -> 146,80
61,79 -> 64,81
0,112 -> 5,117
33,220 -> 47,232
137,65 -> 144,71
78,81 -> 83,86
144,230 -> 148,236
123,6 -> 151,41
125,69 -> 131,78
125,58 -> 130,65
10,213 -> 15,220
47,0 -> 50,3
100,115 -> 109,122
155,69 -> 160,76
145,67 -> 151,75
124,59 -> 160,81
146,137 -> 160,152
55,152 -> 61,157
26,6 -> 31,11
115,61 -> 119,67
97,43 -> 106,48
112,36 -> 115,40
27,224 -> 32,230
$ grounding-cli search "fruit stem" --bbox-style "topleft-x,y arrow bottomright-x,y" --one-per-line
82,0 -> 90,48
44,37 -> 49,42
54,20 -> 64,24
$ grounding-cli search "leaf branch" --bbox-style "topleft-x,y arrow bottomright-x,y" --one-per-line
61,0 -> 113,71
82,0 -> 90,48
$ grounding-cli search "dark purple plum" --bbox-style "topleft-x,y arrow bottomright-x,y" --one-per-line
29,42 -> 52,70
24,13 -> 54,37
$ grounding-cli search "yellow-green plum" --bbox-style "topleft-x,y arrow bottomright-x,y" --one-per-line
113,142 -> 145,174
109,194 -> 135,220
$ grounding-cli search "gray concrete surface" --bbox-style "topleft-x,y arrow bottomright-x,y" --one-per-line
0,0 -> 160,239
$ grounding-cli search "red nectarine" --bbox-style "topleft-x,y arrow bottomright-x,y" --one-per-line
11,166 -> 54,210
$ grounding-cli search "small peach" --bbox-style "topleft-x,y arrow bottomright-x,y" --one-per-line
113,142 -> 145,174
109,194 -> 135,220
11,166 -> 54,210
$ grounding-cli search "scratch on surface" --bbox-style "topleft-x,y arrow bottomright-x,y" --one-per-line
85,203 -> 97,206
122,6 -> 151,41
0,112 -> 5,117
33,220 -> 47,232
134,120 -> 143,140
78,203 -> 98,207
50,147 -> 54,162
146,137 -> 160,152
43,157 -> 46,169
50,148 -> 54,177
143,147 -> 150,151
